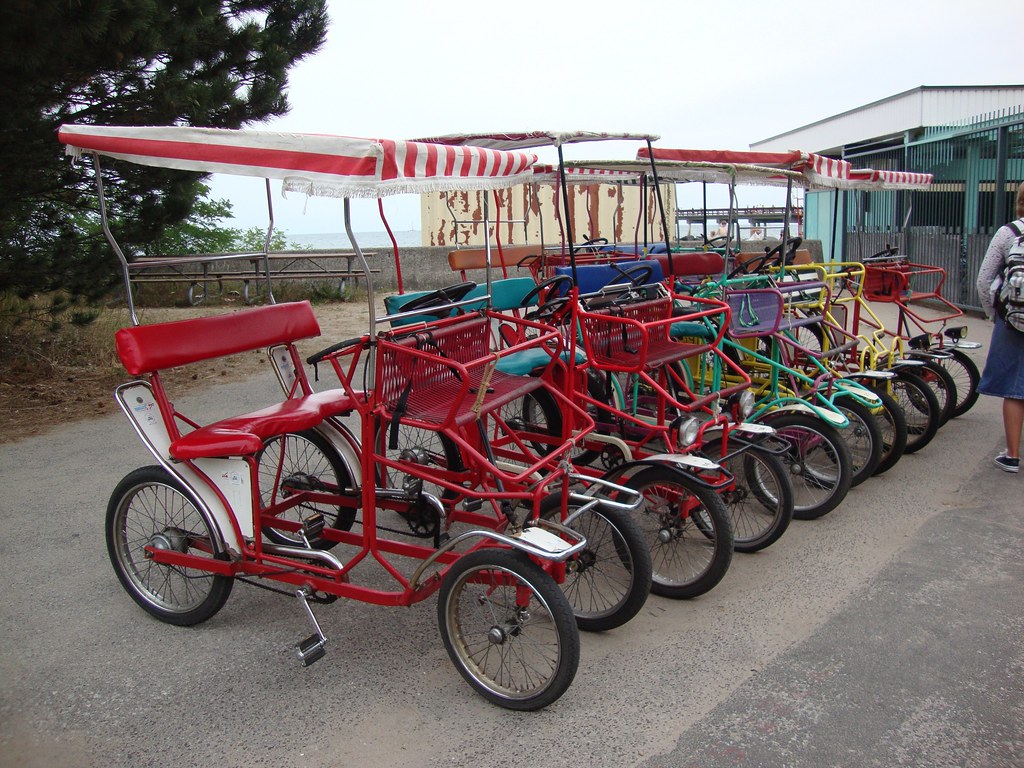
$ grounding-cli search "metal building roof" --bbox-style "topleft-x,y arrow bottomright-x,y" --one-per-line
750,85 -> 1024,155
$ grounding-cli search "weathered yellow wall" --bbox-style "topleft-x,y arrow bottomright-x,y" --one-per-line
421,182 -> 676,248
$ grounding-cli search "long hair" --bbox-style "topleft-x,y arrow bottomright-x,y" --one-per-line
1016,180 -> 1024,218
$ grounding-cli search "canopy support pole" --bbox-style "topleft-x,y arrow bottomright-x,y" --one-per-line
92,154 -> 138,326
484,193 -> 493,291
379,198 -> 402,293
557,144 -> 578,287
261,179 -> 277,305
644,138 -> 673,257
346,198 -> 376,383
779,176 -> 794,278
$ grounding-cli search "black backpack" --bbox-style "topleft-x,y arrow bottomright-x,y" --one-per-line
996,218 -> 1024,333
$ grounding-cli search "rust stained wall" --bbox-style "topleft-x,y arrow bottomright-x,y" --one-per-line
421,182 -> 674,248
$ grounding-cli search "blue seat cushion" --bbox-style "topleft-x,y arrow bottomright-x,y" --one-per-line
554,259 -> 664,295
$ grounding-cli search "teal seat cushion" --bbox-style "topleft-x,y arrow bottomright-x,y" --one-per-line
495,347 -> 587,375
384,290 -> 456,327
670,321 -> 715,340
462,277 -> 538,312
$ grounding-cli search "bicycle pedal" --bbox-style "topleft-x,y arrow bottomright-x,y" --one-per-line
302,513 -> 325,539
296,634 -> 327,666
295,586 -> 327,666
462,498 -> 483,512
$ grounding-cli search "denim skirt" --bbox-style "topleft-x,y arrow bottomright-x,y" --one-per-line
979,316 -> 1024,399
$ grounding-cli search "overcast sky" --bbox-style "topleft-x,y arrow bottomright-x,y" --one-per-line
208,0 -> 1022,236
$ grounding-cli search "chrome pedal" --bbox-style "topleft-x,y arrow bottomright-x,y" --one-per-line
295,586 -> 327,667
296,634 -> 327,667
301,513 -> 325,542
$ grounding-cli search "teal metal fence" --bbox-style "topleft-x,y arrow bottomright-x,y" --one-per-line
816,108 -> 1024,312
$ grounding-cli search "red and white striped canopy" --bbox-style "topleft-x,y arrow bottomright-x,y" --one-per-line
638,147 -> 932,190
847,168 -> 933,190
556,158 -> 806,187
411,131 -> 659,151
640,147 -> 854,188
59,124 -> 538,197
531,162 -> 645,184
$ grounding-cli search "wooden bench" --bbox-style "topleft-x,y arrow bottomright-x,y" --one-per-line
116,301 -> 354,459
128,250 -> 381,305
447,245 -> 541,279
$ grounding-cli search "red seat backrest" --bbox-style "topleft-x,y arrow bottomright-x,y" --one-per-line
116,301 -> 321,375
653,251 -> 725,278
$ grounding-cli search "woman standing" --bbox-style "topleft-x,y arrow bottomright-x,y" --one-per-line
976,181 -> 1024,473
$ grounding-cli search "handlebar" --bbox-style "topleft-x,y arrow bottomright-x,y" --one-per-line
307,336 -> 368,366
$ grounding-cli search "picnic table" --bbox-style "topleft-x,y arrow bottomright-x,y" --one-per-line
127,249 -> 380,304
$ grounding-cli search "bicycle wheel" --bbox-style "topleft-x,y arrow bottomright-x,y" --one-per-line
375,420 -> 465,504
437,548 -> 579,711
625,465 -> 734,599
106,466 -> 233,626
835,397 -> 884,487
573,369 -> 666,465
257,429 -> 355,548
762,412 -> 853,520
702,436 -> 794,553
865,385 -> 908,475
915,360 -> 957,426
784,321 -> 826,375
935,349 -> 980,418
538,491 -> 652,631
574,363 -> 690,466
499,386 -> 562,456
890,370 -> 941,454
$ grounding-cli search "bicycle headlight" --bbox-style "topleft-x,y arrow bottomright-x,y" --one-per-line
738,390 -> 756,419
676,416 -> 700,448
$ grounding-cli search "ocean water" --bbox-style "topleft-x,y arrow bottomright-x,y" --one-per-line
284,230 -> 422,250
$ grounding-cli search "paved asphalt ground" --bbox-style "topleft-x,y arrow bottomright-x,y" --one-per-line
1,312 -> 1021,768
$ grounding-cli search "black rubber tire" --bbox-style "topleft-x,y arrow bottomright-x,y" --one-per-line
257,429 -> 355,548
569,369 -> 615,468
702,437 -> 794,553
500,386 -> 563,456
761,412 -> 853,520
106,466 -> 233,626
835,397 -> 884,487
916,360 -> 957,426
624,465 -> 734,599
539,491 -> 653,631
890,370 -> 941,454
437,548 -> 579,711
935,349 -> 980,418
865,385 -> 909,475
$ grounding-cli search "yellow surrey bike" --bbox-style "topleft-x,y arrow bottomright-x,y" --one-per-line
796,258 -> 959,459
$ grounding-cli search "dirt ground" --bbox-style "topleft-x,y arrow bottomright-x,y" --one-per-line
0,298 -> 380,444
